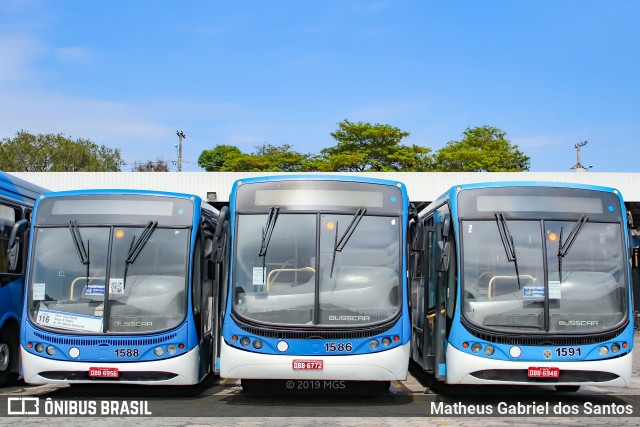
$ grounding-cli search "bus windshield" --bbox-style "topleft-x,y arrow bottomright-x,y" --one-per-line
29,225 -> 189,334
233,212 -> 401,327
461,219 -> 627,334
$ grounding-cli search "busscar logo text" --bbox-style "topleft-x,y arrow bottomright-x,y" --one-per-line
558,320 -> 598,326
328,315 -> 371,321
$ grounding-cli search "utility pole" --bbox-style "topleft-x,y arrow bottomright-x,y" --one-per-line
571,141 -> 589,172
176,130 -> 186,172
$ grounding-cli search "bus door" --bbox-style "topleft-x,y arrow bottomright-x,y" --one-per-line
424,205 -> 453,380
195,219 -> 215,379
210,207 -> 229,374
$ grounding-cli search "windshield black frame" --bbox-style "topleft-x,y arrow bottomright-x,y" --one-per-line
458,186 -> 630,336
231,180 -> 405,329
27,194 -> 194,335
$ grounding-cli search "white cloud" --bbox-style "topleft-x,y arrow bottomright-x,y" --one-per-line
0,34 -> 43,84
54,46 -> 93,65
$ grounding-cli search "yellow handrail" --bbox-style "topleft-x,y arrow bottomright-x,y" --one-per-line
266,267 -> 315,291
488,274 -> 534,297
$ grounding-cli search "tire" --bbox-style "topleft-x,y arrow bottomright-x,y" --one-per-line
555,385 -> 580,392
0,340 -> 18,387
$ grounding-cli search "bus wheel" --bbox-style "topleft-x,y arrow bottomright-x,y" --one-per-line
0,341 -> 17,387
555,385 -> 580,392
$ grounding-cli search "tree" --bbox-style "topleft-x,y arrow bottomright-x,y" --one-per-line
0,130 -> 124,171
197,145 -> 242,171
133,159 -> 170,172
433,126 -> 530,172
199,143 -> 317,172
321,120 -> 432,171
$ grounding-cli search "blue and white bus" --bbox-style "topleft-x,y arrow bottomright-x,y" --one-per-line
220,175 -> 411,391
0,172 -> 47,386
408,181 -> 634,391
21,189 -> 229,385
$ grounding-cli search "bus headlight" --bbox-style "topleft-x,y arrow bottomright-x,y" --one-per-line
155,347 -> 164,357
240,337 -> 250,347
253,339 -> 263,349
69,347 -> 80,358
471,343 -> 482,353
598,346 -> 609,356
369,340 -> 380,350
46,346 -> 55,355
611,343 -> 621,353
167,345 -> 177,355
484,345 -> 494,356
381,337 -> 392,347
35,343 -> 44,353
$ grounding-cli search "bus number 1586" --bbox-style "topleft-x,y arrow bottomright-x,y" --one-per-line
324,342 -> 352,352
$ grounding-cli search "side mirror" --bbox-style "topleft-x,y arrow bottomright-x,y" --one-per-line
214,206 -> 229,239
436,241 -> 451,272
442,217 -> 451,238
7,219 -> 29,272
410,221 -> 424,253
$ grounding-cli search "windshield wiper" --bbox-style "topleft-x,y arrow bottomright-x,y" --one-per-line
258,207 -> 279,257
257,207 -> 279,287
122,221 -> 158,290
557,214 -> 589,282
68,221 -> 90,289
495,213 -> 522,289
330,208 -> 366,278
126,221 -> 158,264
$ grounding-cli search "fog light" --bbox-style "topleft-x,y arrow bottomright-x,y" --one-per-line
369,340 -> 380,350
167,345 -> 177,354
240,337 -> 250,347
155,347 -> 164,357
471,343 -> 481,353
612,343 -> 621,353
69,347 -> 80,358
381,337 -> 392,347
253,339 -> 263,349
277,341 -> 288,352
484,345 -> 494,356
35,343 -> 44,353
509,346 -> 521,358
599,346 -> 609,356
46,346 -> 55,355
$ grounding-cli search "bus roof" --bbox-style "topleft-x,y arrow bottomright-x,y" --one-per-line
0,171 -> 49,204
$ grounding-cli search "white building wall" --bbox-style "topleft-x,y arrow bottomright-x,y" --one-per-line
8,171 -> 640,202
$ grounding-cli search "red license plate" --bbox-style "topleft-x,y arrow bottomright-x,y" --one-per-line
89,367 -> 119,379
292,360 -> 324,370
528,367 -> 560,378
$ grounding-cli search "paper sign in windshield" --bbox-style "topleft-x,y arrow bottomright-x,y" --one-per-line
33,283 -> 46,300
253,267 -> 266,285
109,278 -> 125,294
548,281 -> 561,299
523,286 -> 545,299
35,309 -> 103,332
84,284 -> 105,296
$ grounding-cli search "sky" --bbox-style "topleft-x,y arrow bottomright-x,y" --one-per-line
0,0 -> 638,172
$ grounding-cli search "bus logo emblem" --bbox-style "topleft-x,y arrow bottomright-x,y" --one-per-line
543,350 -> 552,359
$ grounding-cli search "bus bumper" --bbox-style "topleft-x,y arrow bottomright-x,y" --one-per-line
220,339 -> 409,381
21,345 -> 201,385
446,343 -> 632,386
